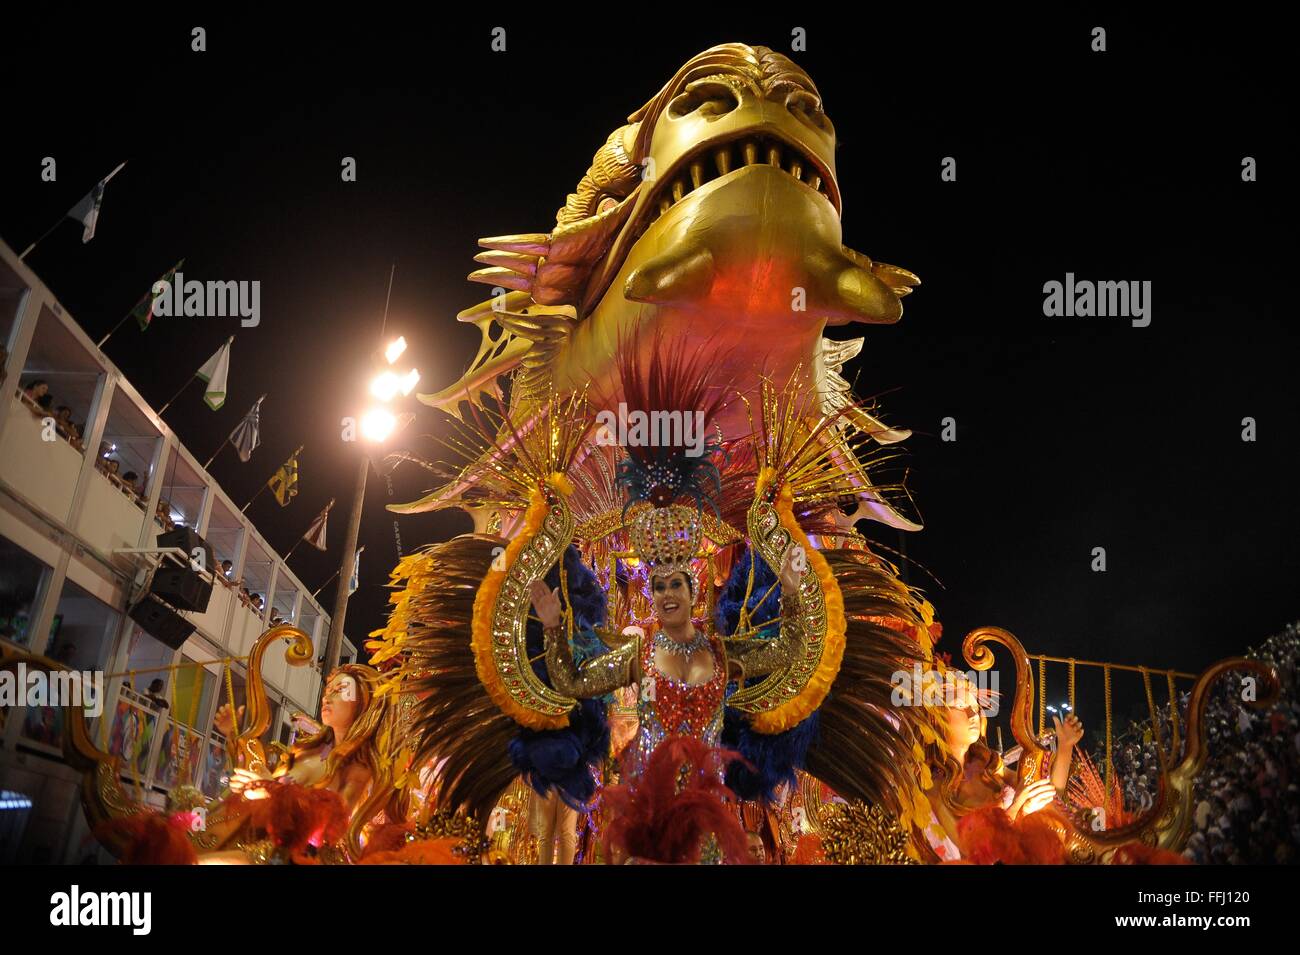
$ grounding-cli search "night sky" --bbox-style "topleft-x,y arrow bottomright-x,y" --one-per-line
5,13 -> 1294,736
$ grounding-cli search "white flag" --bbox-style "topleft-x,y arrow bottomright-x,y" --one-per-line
66,162 -> 126,243
348,547 -> 364,595
196,338 -> 232,410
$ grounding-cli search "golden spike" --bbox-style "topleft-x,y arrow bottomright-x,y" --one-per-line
714,148 -> 733,176
472,251 -> 539,276
689,160 -> 704,189
742,141 -> 758,165
467,267 -> 532,292
478,233 -> 552,255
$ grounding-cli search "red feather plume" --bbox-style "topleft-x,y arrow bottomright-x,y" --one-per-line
956,805 -> 1065,865
603,736 -> 750,864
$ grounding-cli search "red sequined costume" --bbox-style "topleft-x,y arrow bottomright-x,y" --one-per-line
626,627 -> 727,779
544,596 -> 803,780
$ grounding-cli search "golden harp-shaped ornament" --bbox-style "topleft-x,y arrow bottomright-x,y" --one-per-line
726,471 -> 832,718
230,624 -> 316,776
960,626 -> 1281,862
474,474 -> 578,729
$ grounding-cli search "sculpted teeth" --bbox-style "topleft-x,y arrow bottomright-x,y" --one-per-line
641,137 -> 829,236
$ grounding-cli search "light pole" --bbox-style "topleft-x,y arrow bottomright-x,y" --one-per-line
322,335 -> 418,673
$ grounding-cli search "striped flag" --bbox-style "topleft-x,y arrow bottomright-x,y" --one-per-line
66,162 -> 126,243
132,259 -> 184,331
228,395 -> 263,462
348,547 -> 364,595
268,447 -> 301,507
196,338 -> 232,410
303,499 -> 334,551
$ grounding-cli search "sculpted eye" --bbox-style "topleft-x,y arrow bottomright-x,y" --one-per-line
786,90 -> 832,134
668,80 -> 739,119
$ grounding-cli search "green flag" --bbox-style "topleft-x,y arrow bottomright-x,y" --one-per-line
132,259 -> 184,331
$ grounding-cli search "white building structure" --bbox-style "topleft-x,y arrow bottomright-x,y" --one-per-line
0,239 -> 355,863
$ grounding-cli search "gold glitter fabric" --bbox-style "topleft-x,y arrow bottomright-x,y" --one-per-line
725,594 -> 803,680
544,625 -> 637,698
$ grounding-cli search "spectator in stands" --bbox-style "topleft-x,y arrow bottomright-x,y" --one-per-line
53,404 -> 74,432
251,593 -> 265,611
51,405 -> 83,448
156,499 -> 175,532
221,559 -> 234,580
21,379 -> 49,403
1111,622 -> 1299,865
121,471 -> 143,497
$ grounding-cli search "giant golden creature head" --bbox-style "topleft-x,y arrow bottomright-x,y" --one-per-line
411,44 -> 920,529
468,44 -> 909,323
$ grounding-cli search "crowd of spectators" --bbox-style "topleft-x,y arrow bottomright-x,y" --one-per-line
1108,622 -> 1299,864
18,378 -> 85,450
213,559 -> 281,620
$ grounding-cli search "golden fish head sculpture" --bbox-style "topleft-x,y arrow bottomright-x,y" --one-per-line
407,43 -> 919,518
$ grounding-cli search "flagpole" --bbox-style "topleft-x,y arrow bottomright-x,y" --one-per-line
284,536 -> 307,561
312,568 -> 341,600
157,375 -> 197,417
18,218 -> 66,261
203,437 -> 231,471
240,483 -> 268,513
96,312 -> 134,349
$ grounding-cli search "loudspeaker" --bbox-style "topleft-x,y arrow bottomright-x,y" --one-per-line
157,527 -> 216,574
149,566 -> 213,613
129,596 -> 195,650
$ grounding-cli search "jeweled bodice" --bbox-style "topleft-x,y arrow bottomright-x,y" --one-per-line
625,627 -> 727,780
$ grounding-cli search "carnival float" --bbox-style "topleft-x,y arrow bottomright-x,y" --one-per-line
6,42 -> 1279,865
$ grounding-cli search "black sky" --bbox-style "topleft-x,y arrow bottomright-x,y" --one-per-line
4,12 -> 1294,732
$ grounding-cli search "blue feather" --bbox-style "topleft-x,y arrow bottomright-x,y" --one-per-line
512,545 -> 612,807
721,708 -> 821,802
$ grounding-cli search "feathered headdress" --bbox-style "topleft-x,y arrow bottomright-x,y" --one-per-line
609,325 -> 730,582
